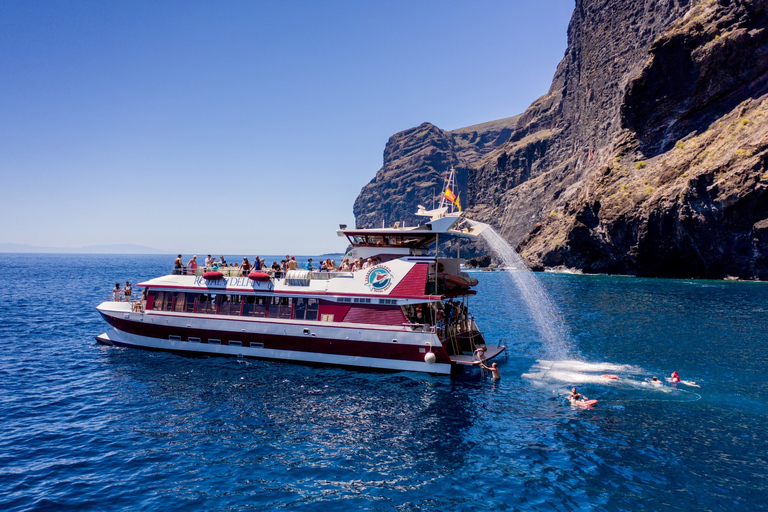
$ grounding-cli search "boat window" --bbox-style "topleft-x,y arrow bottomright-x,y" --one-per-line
196,293 -> 217,314
306,298 -> 319,321
243,295 -> 267,317
268,296 -> 292,319
153,291 -> 173,311
294,297 -> 318,320
173,292 -> 196,313
217,294 -> 242,316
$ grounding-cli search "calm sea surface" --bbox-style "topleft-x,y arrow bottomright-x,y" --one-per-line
1,254 -> 767,511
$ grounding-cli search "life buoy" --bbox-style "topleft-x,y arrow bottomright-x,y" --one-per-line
203,271 -> 224,280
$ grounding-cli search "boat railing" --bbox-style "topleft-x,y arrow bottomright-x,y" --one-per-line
402,322 -> 436,333
106,294 -> 145,312
170,267 -> 355,280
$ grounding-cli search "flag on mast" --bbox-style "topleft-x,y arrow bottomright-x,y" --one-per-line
455,193 -> 462,212
444,187 -> 457,203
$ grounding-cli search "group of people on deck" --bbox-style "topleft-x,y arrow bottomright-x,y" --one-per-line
112,281 -> 132,301
172,254 -> 385,276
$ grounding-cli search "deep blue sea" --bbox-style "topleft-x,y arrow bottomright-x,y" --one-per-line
1,254 -> 767,511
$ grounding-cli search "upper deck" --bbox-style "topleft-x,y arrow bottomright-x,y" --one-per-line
139,255 -> 477,302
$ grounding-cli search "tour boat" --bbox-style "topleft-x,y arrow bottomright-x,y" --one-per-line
95,174 -> 506,375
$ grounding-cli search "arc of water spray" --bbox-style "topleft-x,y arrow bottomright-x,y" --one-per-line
465,219 -> 574,360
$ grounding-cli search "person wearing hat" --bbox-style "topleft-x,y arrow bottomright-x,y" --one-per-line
287,256 -> 298,270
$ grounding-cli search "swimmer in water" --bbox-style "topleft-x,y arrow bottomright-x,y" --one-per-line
569,387 -> 584,401
651,376 -> 662,386
480,362 -> 500,381
668,370 -> 700,387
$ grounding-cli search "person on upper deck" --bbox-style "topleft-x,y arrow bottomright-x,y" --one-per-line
174,255 -> 183,275
271,261 -> 281,272
287,257 -> 298,270
305,258 -> 315,271
240,257 -> 251,276
187,255 -> 198,274
205,255 -> 213,269
113,283 -> 121,301
123,281 -> 132,301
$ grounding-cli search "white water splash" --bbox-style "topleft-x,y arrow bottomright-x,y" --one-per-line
522,360 -> 646,386
469,220 -> 574,359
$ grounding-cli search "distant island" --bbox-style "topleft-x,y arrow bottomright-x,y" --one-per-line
0,243 -> 168,254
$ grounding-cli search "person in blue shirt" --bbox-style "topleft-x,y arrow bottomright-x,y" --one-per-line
305,258 -> 315,271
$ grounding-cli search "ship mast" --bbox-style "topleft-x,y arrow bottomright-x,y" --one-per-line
438,166 -> 459,213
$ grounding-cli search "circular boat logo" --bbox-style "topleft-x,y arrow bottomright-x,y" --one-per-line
366,266 -> 394,292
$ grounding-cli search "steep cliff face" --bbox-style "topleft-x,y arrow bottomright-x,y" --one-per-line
353,117 -> 518,229
520,0 -> 768,279
354,0 -> 768,279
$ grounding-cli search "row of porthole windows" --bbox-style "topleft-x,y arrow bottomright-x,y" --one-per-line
149,291 -> 318,320
169,335 -> 264,348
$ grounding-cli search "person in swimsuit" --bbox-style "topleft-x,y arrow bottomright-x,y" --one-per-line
481,362 -> 501,381
569,387 -> 584,401
187,255 -> 198,274
113,283 -> 121,301
174,254 -> 183,275
670,371 -> 681,383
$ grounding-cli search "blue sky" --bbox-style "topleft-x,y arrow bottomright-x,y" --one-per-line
1,1 -> 573,254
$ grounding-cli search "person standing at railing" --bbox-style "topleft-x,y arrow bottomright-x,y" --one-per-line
240,257 -> 251,276
205,255 -> 213,269
113,283 -> 121,302
174,254 -> 183,275
123,281 -> 132,301
187,255 -> 198,274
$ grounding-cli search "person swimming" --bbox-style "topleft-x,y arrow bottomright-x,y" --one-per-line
670,371 -> 681,383
480,362 -> 500,381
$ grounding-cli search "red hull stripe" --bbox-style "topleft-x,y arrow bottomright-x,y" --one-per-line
100,313 -> 452,364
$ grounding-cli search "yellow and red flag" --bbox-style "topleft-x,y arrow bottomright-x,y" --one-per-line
444,187 -> 457,203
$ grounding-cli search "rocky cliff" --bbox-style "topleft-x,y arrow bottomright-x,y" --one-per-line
353,117 -> 518,229
354,0 -> 768,280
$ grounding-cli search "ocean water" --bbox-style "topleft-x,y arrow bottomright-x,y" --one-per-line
1,254 -> 767,511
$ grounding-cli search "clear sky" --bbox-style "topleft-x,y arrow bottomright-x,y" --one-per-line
0,0 -> 573,255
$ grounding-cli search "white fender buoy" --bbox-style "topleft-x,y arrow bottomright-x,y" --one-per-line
424,352 -> 436,364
